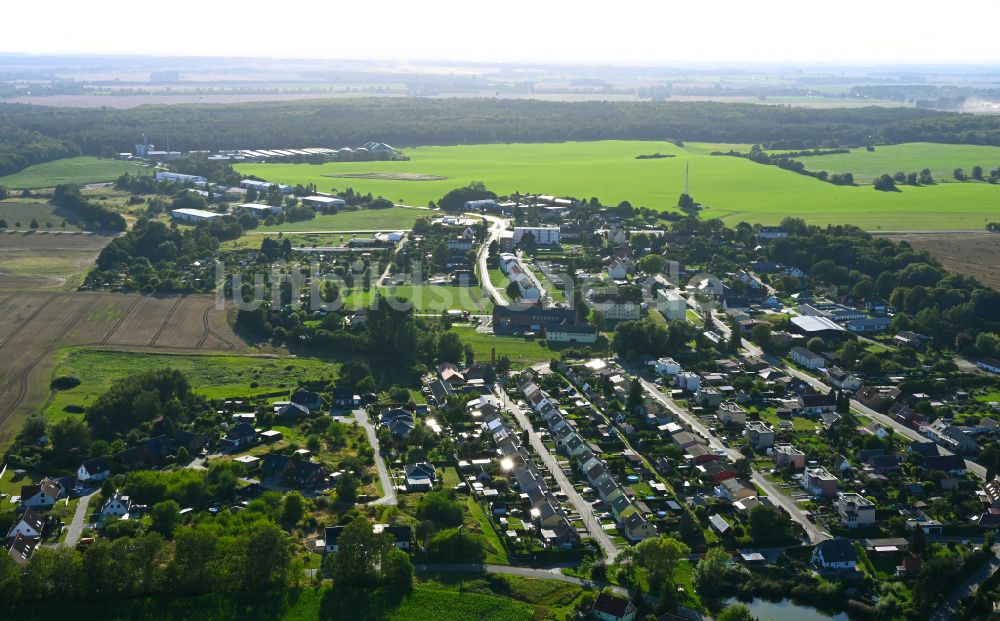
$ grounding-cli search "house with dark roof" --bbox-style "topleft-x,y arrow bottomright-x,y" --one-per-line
291,390 -> 323,412
622,511 -> 657,542
331,387 -> 360,409
381,408 -> 415,438
592,592 -> 637,621
261,454 -> 328,488
922,454 -> 967,476
812,538 -> 858,570
7,533 -> 37,566
221,422 -> 257,452
140,435 -> 177,465
7,508 -> 44,539
20,477 -> 63,509
798,392 -> 839,414
101,490 -> 133,520
77,456 -> 114,483
404,462 -> 437,492
175,430 -> 207,454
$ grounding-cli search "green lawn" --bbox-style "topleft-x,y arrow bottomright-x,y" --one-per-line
255,207 -> 429,232
450,326 -> 556,369
43,350 -> 336,421
236,141 -> 1000,230
0,157 -> 146,189
0,586 -> 533,621
382,284 -> 493,313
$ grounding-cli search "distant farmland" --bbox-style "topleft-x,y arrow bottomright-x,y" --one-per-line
235,140 -> 1000,230
0,156 -> 145,189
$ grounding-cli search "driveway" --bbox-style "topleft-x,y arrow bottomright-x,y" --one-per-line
497,386 -> 619,563
62,490 -> 97,547
353,409 -> 397,506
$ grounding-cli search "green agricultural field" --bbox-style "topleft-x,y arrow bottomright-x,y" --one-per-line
43,350 -> 336,421
254,206 -> 429,232
0,157 -> 145,189
790,142 -> 1000,183
235,141 -> 1000,230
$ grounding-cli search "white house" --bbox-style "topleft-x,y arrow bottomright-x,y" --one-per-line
812,538 -> 858,570
7,508 -> 44,540
101,490 -> 133,520
835,492 -> 876,529
20,478 -> 63,509
592,593 -> 637,621
652,357 -> 681,377
77,457 -> 113,483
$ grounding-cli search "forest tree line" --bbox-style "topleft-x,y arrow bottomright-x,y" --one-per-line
7,99 -> 1000,176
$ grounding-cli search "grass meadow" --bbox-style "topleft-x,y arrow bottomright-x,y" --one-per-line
450,325 -> 557,369
235,141 -> 1000,230
43,350 -> 336,422
0,157 -> 145,189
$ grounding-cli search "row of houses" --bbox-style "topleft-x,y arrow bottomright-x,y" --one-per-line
519,378 -> 658,542
480,393 -> 582,550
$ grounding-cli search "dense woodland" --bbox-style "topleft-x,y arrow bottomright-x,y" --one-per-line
6,99 -> 1000,176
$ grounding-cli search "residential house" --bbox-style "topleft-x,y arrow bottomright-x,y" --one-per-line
716,478 -> 756,503
694,387 -> 723,407
803,466 -> 839,498
261,453 -> 328,488
381,408 -> 416,438
221,422 -> 257,452
798,392 -> 839,415
77,456 -> 113,483
20,478 -> 63,510
925,419 -> 977,453
812,538 -> 858,570
836,492 -> 876,528
894,331 -> 927,350
717,402 -> 747,426
7,508 -> 44,539
622,512 -> 657,542
404,462 -> 437,492
290,390 -> 323,412
827,367 -> 861,391
331,387 -> 360,409
592,592 -> 637,621
6,533 -> 37,566
774,444 -> 806,469
101,490 -> 133,520
745,421 -> 775,449
698,460 -> 737,483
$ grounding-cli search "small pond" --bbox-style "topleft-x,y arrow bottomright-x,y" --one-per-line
724,597 -> 850,621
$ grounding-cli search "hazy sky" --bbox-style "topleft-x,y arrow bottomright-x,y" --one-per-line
5,0 -> 1000,64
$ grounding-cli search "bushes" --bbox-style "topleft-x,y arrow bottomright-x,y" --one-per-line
50,376 -> 81,390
